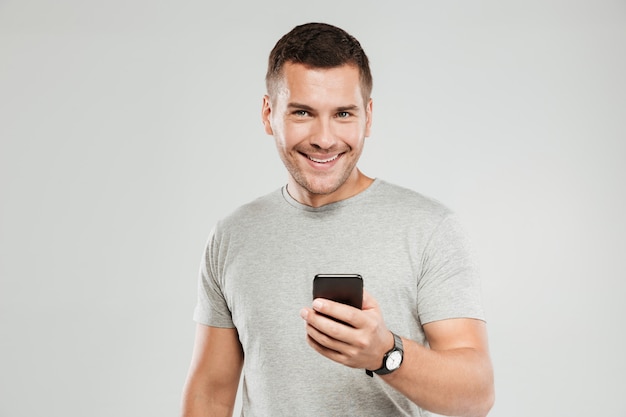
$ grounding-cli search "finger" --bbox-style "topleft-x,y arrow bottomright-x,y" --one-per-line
305,324 -> 361,368
312,298 -> 360,328
302,306 -> 356,351
306,308 -> 355,343
305,321 -> 347,354
306,334 -> 349,365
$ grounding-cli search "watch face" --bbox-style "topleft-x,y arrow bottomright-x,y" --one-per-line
386,350 -> 402,370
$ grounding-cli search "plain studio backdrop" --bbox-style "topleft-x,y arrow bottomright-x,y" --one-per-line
1,1 -> 624,416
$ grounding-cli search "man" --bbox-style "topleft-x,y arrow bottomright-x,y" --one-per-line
181,22 -> 494,417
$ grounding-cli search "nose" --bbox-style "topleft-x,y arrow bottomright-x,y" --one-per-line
310,117 -> 337,150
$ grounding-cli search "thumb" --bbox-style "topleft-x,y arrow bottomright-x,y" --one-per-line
362,289 -> 380,311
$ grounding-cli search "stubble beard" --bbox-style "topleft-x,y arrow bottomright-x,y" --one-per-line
282,149 -> 359,197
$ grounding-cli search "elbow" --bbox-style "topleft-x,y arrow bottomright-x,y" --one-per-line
462,367 -> 495,417
473,380 -> 495,417
480,388 -> 495,417
474,354 -> 495,417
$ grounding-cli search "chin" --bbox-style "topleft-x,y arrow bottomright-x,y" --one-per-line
287,163 -> 356,198
300,177 -> 346,196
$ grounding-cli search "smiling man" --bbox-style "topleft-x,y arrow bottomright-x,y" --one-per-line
262,61 -> 373,207
181,23 -> 494,417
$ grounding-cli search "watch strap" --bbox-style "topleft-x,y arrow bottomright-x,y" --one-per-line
366,332 -> 403,377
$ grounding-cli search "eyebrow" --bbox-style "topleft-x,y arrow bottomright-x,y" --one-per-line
287,102 -> 361,112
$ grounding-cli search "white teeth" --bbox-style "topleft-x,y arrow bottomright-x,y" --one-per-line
308,154 -> 339,163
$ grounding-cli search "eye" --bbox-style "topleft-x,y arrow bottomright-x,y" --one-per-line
294,110 -> 309,117
336,111 -> 351,118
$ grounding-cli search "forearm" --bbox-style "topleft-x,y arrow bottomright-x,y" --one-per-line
180,325 -> 243,417
382,338 -> 494,417
181,378 -> 238,417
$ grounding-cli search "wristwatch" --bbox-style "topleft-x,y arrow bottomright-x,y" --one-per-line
366,332 -> 404,377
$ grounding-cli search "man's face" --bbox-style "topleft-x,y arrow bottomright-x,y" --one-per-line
262,62 -> 373,207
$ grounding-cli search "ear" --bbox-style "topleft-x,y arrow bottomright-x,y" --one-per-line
261,95 -> 274,135
364,98 -> 373,137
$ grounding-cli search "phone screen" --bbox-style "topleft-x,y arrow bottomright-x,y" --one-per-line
312,274 -> 363,309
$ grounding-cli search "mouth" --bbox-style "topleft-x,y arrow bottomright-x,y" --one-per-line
303,153 -> 342,164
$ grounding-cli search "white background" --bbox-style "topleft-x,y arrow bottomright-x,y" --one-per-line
1,1 -> 624,416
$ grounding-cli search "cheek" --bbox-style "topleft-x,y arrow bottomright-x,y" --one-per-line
281,123 -> 309,144
336,123 -> 366,144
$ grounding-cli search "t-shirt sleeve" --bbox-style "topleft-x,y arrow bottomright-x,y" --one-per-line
192,228 -> 236,328
417,213 -> 485,325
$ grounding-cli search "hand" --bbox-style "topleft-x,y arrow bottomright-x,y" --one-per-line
299,290 -> 394,371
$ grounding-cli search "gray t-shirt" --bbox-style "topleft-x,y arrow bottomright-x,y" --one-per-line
194,179 -> 484,417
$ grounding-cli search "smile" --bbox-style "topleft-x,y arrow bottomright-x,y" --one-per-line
306,153 -> 341,164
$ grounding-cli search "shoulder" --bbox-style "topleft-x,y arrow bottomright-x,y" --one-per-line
371,180 -> 453,221
213,188 -> 284,236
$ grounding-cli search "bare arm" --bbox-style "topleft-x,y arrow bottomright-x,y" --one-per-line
181,324 -> 244,417
301,291 -> 494,417
382,318 -> 494,416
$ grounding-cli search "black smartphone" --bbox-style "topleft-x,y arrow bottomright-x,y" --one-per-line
313,274 -> 363,309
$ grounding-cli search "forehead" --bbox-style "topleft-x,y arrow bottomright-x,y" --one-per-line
275,62 -> 364,106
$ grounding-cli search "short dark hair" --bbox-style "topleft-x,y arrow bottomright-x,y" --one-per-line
266,22 -> 373,102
